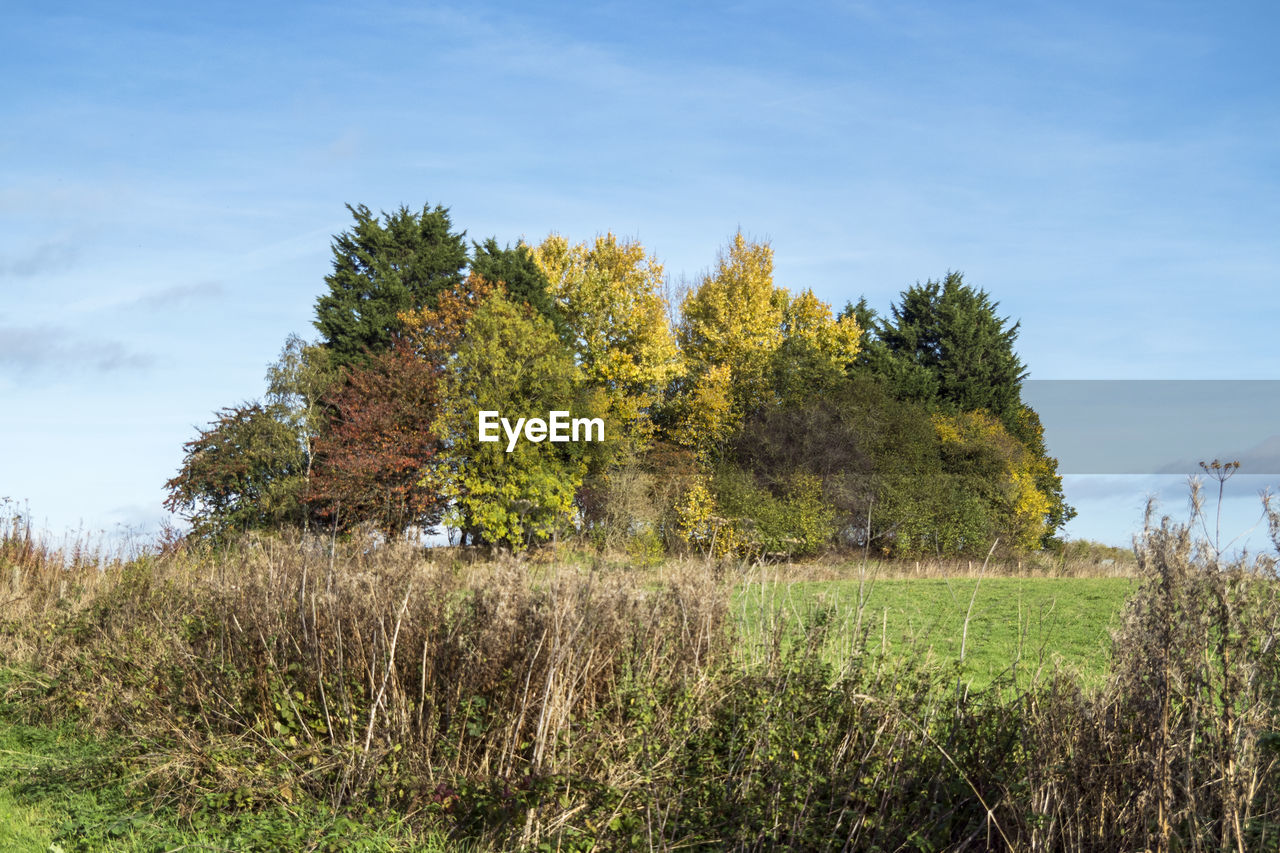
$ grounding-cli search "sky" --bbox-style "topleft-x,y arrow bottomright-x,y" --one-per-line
2,0 -> 1278,550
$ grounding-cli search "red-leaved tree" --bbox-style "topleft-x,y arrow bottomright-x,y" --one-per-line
310,340 -> 445,539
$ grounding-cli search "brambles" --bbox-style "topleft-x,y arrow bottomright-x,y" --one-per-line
6,484 -> 1280,849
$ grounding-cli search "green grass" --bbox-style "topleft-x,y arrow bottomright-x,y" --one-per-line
736,575 -> 1137,688
0,679 -> 465,853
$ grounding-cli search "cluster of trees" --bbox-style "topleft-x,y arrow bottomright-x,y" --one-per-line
165,202 -> 1073,557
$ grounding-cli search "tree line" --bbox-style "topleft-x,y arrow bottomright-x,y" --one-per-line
164,201 -> 1074,557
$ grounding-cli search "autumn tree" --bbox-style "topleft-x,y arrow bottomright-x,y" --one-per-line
670,232 -> 860,458
770,288 -> 862,407
677,232 -> 785,426
532,233 -> 680,405
527,234 -> 683,542
314,202 -> 468,367
309,340 -> 446,539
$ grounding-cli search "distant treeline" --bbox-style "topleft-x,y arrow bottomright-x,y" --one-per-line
165,202 -> 1073,556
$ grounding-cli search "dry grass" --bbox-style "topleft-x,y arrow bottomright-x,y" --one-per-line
3,493 -> 1280,850
1,519 -> 730,848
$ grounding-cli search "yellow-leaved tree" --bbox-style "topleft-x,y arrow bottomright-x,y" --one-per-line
671,231 -> 859,458
663,232 -> 860,555
531,234 -> 683,546
531,233 -> 679,435
771,288 -> 862,406
677,232 -> 785,424
931,410 -> 1051,552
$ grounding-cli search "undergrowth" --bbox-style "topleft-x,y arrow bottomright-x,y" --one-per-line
2,489 -> 1280,851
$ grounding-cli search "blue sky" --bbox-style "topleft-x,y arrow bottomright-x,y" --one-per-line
3,1 -> 1278,548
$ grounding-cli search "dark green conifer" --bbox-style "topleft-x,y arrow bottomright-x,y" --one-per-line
314,202 -> 468,367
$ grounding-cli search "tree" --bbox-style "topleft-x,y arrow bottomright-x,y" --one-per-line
670,235 -> 860,458
532,233 -> 680,402
164,402 -> 308,543
677,232 -> 785,422
470,238 -> 564,333
769,289 -> 862,407
165,336 -> 341,542
309,341 -> 446,539
263,334 -> 340,529
869,272 -> 1073,547
876,271 -> 1026,419
931,409 -> 1052,552
432,289 -> 595,548
313,202 -> 468,367
530,232 -> 682,513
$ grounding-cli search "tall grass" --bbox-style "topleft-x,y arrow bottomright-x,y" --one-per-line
3,489 -> 1280,850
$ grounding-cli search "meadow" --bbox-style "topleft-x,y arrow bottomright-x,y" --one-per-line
2,509 -> 1278,851
737,573 -> 1135,689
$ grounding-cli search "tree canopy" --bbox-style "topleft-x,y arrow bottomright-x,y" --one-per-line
875,271 -> 1027,420
313,203 -> 468,367
171,202 -> 1076,557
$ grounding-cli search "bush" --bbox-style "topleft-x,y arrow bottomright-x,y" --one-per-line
713,466 -> 836,558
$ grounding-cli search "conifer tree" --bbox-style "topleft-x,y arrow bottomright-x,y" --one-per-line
314,202 -> 468,367
470,238 -> 564,333
873,272 -> 1074,546
876,271 -> 1026,420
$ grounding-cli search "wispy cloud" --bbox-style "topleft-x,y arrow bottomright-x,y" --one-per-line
130,281 -> 226,309
0,239 -> 79,278
0,324 -> 153,374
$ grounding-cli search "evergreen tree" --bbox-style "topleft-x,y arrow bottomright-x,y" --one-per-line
877,272 -> 1026,420
871,272 -> 1074,547
314,202 -> 468,367
470,238 -> 564,333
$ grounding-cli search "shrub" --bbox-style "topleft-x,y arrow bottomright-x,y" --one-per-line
713,466 -> 836,558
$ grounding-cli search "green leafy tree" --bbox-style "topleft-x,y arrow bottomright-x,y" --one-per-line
164,402 -> 308,543
165,337 -> 340,542
264,334 -> 340,525
314,202 -> 468,366
433,289 -> 597,548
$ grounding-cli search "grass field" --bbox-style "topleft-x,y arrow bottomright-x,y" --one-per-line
30,518 -> 1252,852
736,574 -> 1137,688
0,687 -> 453,852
